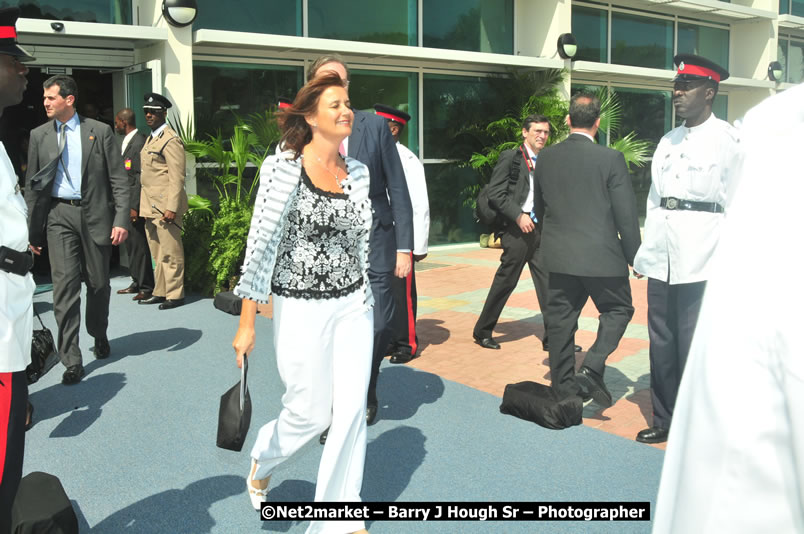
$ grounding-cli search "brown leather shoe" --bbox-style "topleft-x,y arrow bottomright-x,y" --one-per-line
117,283 -> 138,294
132,291 -> 152,301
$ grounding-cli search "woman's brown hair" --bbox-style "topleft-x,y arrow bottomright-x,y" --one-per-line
277,72 -> 347,159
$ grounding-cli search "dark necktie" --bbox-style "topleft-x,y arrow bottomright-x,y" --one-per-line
58,122 -> 75,188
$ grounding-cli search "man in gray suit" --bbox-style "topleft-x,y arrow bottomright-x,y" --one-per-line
533,92 -> 641,407
26,75 -> 129,384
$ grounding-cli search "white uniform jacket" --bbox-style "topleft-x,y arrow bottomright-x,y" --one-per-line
234,153 -> 374,310
633,113 -> 739,284
395,142 -> 429,255
0,143 -> 35,372
653,83 -> 804,534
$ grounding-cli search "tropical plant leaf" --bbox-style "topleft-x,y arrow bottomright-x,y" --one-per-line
610,132 -> 654,168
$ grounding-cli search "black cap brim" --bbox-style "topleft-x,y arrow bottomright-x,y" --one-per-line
0,43 -> 35,62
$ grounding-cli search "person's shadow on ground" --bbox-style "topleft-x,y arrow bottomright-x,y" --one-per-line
76,475 -> 243,533
29,372 -> 127,437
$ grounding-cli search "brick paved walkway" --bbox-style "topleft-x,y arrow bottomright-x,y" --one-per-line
408,244 -> 664,450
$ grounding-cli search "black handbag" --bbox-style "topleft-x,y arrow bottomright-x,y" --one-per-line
216,356 -> 252,451
26,312 -> 58,385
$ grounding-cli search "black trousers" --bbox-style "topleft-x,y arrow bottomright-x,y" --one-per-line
0,371 -> 27,534
47,202 -> 112,367
366,269 -> 394,406
124,216 -> 154,292
546,272 -> 634,397
473,225 -> 549,342
647,278 -> 707,429
388,252 -> 418,357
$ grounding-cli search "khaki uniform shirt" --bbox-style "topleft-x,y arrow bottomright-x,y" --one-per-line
139,125 -> 187,222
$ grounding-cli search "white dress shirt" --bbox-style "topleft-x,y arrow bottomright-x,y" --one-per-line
395,142 -> 429,255
121,128 -> 139,155
653,83 -> 804,534
633,113 -> 740,284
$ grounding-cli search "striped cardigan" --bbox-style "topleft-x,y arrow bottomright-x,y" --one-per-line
234,152 -> 374,310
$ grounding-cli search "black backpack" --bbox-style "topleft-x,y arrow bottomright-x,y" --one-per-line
474,146 -> 526,230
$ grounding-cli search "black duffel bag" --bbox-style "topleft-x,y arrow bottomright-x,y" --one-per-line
11,472 -> 79,534
500,380 -> 582,430
214,290 -> 242,316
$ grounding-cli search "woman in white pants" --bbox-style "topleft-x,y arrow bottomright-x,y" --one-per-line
232,72 -> 374,534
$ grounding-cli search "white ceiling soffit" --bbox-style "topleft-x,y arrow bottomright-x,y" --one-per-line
571,61 -> 774,90
778,14 -> 804,31
622,0 -> 775,21
17,18 -> 168,49
193,29 -> 565,73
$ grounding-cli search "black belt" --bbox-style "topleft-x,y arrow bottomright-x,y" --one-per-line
52,197 -> 81,206
660,197 -> 723,214
0,246 -> 34,276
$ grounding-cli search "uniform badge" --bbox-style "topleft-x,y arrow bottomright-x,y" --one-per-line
678,62 -> 685,71
125,159 -> 132,170
89,135 -> 95,141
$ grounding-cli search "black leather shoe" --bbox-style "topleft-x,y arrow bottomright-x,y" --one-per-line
94,336 -> 110,359
117,283 -> 138,294
473,336 -> 500,350
576,366 -> 612,407
158,298 -> 185,310
139,295 -> 166,305
366,404 -> 378,425
636,427 -> 669,444
390,352 -> 415,364
319,427 -> 329,445
542,341 -> 583,353
62,365 -> 85,385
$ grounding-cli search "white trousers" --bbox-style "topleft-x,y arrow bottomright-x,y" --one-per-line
251,290 -> 373,534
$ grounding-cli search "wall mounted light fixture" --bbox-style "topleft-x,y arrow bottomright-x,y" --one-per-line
768,61 -> 783,82
557,33 -> 578,60
162,0 -> 198,28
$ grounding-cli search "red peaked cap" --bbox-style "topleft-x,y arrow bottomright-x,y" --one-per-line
0,7 -> 35,61
673,53 -> 729,83
373,103 -> 410,125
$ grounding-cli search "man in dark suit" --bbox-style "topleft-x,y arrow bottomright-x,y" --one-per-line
473,114 -> 579,354
309,55 -> 414,426
114,108 -> 153,301
533,93 -> 641,407
25,75 -> 129,385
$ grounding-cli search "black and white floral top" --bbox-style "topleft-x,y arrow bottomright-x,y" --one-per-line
271,168 -> 366,300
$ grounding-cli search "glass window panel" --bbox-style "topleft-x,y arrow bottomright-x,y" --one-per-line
193,62 -> 303,139
423,0 -> 513,54
349,70 -> 419,154
788,41 -> 804,83
779,39 -> 788,83
308,0 -> 416,46
424,163 -> 483,246
677,23 -> 730,71
422,74 -> 506,159
780,0 -> 789,15
611,12 -> 673,69
10,0 -> 131,24
572,6 -> 607,63
612,87 -> 671,144
195,0 -> 300,35
793,0 -> 804,17
712,94 -> 728,121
